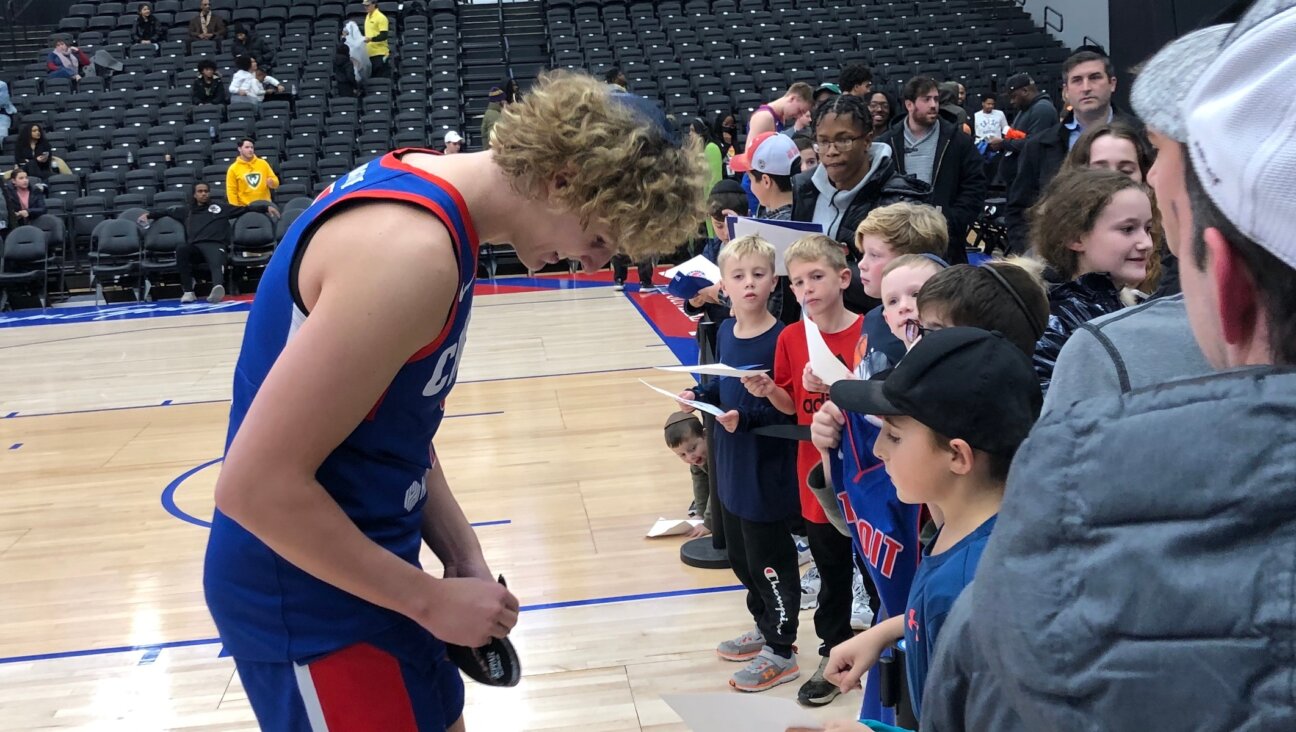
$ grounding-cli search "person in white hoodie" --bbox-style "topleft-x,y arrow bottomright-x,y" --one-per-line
228,54 -> 264,108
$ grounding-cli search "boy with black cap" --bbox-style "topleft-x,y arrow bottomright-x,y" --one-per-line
809,328 -> 1042,726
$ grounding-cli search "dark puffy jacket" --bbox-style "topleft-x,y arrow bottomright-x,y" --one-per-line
191,75 -> 229,105
3,180 -> 47,228
132,15 -> 160,44
791,150 -> 929,313
1034,272 -> 1125,395
921,367 -> 1296,732
876,119 -> 987,264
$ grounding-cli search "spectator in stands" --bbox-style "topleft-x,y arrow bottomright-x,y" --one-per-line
362,0 -> 391,79
1005,50 -> 1143,255
229,55 -> 264,109
231,25 -> 274,69
866,90 -> 896,138
14,123 -> 54,182
838,64 -> 873,97
46,37 -> 90,81
712,111 -> 740,173
503,78 -> 522,104
189,0 -> 228,49
973,93 -> 1009,144
987,72 -> 1056,189
921,6 -> 1296,727
793,134 -> 817,174
939,81 -> 970,132
0,79 -> 16,144
225,138 -> 279,206
255,68 -> 289,103
139,181 -> 280,304
878,77 -> 986,264
191,59 -> 229,106
443,131 -> 463,154
339,21 -> 370,95
481,87 -> 506,146
132,4 -> 160,47
604,67 -> 628,90
3,169 -> 46,230
813,83 -> 841,109
791,94 -> 928,314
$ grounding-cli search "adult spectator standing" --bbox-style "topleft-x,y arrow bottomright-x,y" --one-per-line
866,90 -> 896,138
225,138 -> 278,206
973,93 -> 1009,144
14,123 -> 54,181
480,87 -> 505,146
987,73 -> 1056,189
191,60 -> 229,106
0,79 -> 17,143
878,77 -> 986,264
46,37 -> 90,81
3,169 -> 47,230
791,94 -> 928,313
362,0 -> 391,79
919,5 -> 1296,729
139,182 -> 280,304
1004,50 -> 1143,254
814,83 -> 841,109
228,56 -> 264,109
838,64 -> 873,97
443,131 -> 463,154
132,4 -> 160,47
231,25 -> 274,69
188,0 -> 228,50
938,81 -> 969,132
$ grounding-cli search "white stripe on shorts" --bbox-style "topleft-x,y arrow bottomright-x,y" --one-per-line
293,661 -> 331,732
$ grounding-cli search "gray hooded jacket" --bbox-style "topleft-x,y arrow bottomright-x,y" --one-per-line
922,367 -> 1296,732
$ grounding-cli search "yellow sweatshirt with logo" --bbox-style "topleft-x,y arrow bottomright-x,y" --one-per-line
225,156 -> 279,206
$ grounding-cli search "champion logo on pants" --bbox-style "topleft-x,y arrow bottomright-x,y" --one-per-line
764,566 -> 790,637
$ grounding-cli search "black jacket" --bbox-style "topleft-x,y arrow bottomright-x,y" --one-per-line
1005,109 -> 1145,255
3,180 -> 47,229
1003,92 -> 1057,155
232,35 -> 274,67
791,151 -> 929,313
148,199 -> 268,247
1034,272 -> 1127,396
132,15 -> 160,44
876,120 -> 987,264
191,75 -> 229,106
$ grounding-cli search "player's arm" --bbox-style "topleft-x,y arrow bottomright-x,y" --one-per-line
748,110 -> 776,137
420,458 -> 492,581
214,203 -> 517,647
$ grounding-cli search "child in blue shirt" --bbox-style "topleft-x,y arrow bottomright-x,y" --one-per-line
816,328 -> 1042,725
679,234 -> 800,693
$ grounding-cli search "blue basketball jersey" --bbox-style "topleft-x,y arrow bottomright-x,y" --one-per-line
204,149 -> 479,662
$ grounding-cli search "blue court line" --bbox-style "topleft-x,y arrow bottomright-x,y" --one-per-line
0,584 -> 744,666
620,293 -> 697,367
2,398 -> 233,420
159,411 -> 506,529
8,443 -> 21,450
137,647 -> 162,665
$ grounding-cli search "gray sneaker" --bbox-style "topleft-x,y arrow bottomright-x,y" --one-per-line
180,291 -> 197,303
716,627 -> 765,662
207,284 -> 225,304
796,656 -> 842,706
800,565 -> 821,610
730,646 -> 800,692
851,568 -> 872,630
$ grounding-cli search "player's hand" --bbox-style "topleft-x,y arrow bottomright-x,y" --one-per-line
803,363 -> 831,394
741,372 -> 775,398
716,410 -> 740,433
686,524 -> 711,539
418,576 -> 519,647
988,136 -> 1004,151
824,631 -> 886,694
811,400 -> 845,451
689,283 -> 722,307
136,213 -> 149,227
677,390 -> 697,413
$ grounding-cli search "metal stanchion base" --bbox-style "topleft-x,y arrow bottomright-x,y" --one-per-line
680,536 -> 730,569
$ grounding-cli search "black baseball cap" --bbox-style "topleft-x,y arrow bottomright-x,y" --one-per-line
830,327 -> 1042,455
1005,73 -> 1035,92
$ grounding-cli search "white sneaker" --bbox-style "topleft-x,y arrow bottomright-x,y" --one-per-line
800,564 -> 820,610
850,567 -> 873,630
207,284 -> 225,303
180,291 -> 196,303
794,534 -> 812,566
613,282 -> 625,292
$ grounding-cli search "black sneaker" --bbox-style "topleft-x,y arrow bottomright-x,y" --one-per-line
687,500 -> 698,517
796,657 -> 842,706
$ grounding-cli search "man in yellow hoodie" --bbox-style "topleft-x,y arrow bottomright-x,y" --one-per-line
226,137 -> 278,206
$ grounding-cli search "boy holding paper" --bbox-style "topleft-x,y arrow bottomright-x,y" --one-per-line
677,235 -> 801,693
742,234 -> 864,708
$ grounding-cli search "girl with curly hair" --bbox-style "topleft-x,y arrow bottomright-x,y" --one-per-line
203,71 -> 709,731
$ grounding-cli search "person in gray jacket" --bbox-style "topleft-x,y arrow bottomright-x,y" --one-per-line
920,4 -> 1296,730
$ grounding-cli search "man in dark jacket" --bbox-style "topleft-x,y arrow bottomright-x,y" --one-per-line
191,59 -> 229,106
1004,51 -> 1145,254
138,181 -> 278,304
987,73 -> 1056,188
921,6 -> 1296,729
877,76 -> 986,264
791,94 -> 928,314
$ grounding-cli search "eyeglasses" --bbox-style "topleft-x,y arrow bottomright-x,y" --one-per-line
903,321 -> 940,344
813,135 -> 866,153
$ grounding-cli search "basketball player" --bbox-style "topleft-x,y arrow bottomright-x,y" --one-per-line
203,72 -> 708,731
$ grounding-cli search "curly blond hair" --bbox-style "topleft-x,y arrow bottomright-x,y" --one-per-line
490,71 -> 710,260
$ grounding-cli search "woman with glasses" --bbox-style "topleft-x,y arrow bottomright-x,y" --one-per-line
790,94 -> 928,314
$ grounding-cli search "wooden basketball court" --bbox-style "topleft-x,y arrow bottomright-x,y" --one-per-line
0,281 -> 859,730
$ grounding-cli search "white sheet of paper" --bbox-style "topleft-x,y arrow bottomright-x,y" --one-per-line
662,255 -> 722,284
662,693 -> 823,731
655,363 -> 769,378
803,318 -> 855,386
639,379 -> 727,417
646,518 -> 705,538
730,218 -> 826,275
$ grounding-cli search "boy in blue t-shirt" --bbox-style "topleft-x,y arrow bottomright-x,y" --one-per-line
679,234 -> 800,693
815,328 -> 1042,725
